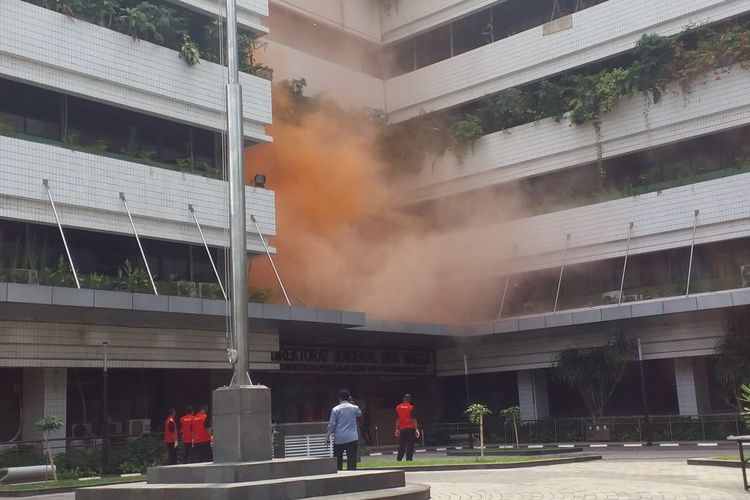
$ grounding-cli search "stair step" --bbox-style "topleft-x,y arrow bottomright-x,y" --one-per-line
77,470 -> 406,500
306,483 -> 431,500
147,457 -> 337,484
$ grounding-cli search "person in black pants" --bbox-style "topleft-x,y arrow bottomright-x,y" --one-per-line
395,394 -> 420,461
325,389 -> 362,470
163,409 -> 178,465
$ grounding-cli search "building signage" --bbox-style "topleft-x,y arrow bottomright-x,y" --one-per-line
272,346 -> 435,375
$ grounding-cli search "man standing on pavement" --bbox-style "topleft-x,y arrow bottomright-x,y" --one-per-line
193,404 -> 213,462
325,389 -> 362,471
180,405 -> 195,464
163,408 -> 179,465
395,394 -> 420,461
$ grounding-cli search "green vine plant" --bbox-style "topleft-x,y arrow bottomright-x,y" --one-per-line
179,33 -> 200,66
452,114 -> 483,164
25,0 -> 273,78
380,18 -> 750,178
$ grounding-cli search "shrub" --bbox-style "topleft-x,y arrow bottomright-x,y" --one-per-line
109,435 -> 165,474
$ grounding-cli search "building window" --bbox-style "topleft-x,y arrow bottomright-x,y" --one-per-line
452,9 -> 494,56
415,24 -> 452,69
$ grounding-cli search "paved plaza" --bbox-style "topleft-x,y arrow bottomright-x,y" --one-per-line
7,455 -> 747,500
409,458 -> 746,500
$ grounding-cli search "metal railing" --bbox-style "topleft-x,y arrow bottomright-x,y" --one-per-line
502,413 -> 747,444
428,413 -> 746,446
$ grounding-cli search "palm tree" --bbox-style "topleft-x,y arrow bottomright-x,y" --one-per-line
553,332 -> 637,419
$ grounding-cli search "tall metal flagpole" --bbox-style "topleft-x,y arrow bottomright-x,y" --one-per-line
226,0 -> 249,386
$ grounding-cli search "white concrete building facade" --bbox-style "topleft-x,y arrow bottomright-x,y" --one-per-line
2,0 -> 749,447
260,0 -> 750,425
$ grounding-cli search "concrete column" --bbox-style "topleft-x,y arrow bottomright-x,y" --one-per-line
517,369 -> 550,421
22,368 -> 67,449
674,357 -> 711,416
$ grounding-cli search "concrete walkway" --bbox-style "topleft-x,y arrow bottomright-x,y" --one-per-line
3,454 -> 746,500
408,459 -> 746,499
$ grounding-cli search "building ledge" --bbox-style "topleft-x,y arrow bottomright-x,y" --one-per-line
468,287 -> 750,336
0,282 -> 365,331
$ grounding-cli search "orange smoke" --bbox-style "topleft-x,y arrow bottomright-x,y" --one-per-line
245,86 -> 511,323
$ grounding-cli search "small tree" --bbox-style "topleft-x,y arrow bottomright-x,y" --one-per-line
465,403 -> 491,458
553,333 -> 637,419
34,415 -> 63,482
715,320 -> 750,410
500,406 -> 521,448
740,384 -> 750,428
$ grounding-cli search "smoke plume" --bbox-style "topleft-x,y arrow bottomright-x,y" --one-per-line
245,86 -> 521,324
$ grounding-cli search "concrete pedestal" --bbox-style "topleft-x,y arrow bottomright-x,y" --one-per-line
75,384 -> 430,500
212,385 -> 272,463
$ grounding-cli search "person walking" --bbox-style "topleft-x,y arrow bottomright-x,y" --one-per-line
193,404 -> 213,463
325,389 -> 361,471
395,394 -> 420,461
180,405 -> 195,464
163,408 -> 179,465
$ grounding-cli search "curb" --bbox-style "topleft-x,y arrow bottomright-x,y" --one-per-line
686,458 -> 742,468
0,478 -> 144,498
361,454 -> 602,472
362,441 -> 738,456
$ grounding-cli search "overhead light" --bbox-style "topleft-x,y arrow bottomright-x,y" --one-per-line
253,174 -> 267,188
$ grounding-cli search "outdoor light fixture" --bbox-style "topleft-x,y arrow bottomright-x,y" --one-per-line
253,174 -> 267,188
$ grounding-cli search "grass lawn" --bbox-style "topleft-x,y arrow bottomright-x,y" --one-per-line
712,455 -> 741,462
357,456 -> 563,468
0,475 -> 145,492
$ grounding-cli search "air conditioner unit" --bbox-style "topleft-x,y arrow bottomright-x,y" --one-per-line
108,421 -> 123,436
71,423 -> 92,438
127,419 -> 151,436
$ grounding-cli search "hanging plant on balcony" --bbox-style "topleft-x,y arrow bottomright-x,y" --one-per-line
179,33 -> 201,66
452,114 -> 484,164
117,4 -> 156,41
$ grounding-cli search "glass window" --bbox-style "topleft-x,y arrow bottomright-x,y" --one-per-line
452,8 -> 493,56
0,78 -> 61,140
415,24 -> 452,69
383,39 -> 415,78
493,0 -> 551,41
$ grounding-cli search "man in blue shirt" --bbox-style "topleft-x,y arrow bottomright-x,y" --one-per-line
325,389 -> 362,470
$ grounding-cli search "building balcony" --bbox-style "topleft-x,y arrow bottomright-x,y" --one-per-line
0,135 -> 274,252
398,61 -> 750,204
171,0 -> 269,34
258,40 -> 384,110
384,0 -> 748,122
428,171 -> 750,275
1,0 -> 271,142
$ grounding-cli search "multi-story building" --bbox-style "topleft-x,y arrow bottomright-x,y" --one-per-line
1,0 -> 749,449
259,0 -> 750,431
0,0 -> 285,445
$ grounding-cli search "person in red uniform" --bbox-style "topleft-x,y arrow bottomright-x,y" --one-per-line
163,409 -> 179,465
193,404 -> 213,463
180,405 -> 195,464
395,394 -> 420,461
